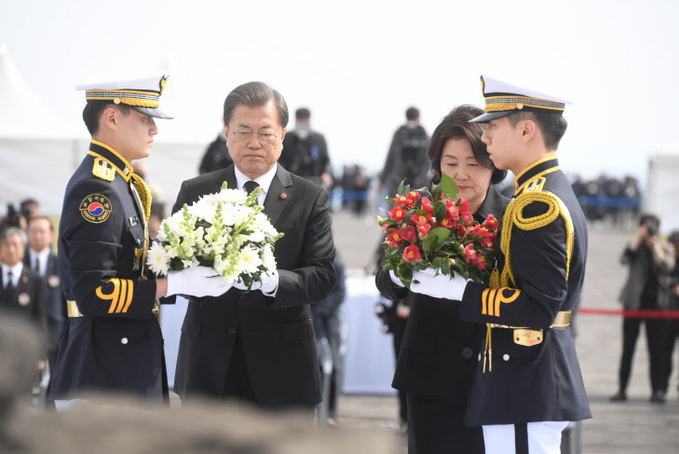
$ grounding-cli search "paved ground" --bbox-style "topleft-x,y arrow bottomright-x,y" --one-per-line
329,208 -> 679,453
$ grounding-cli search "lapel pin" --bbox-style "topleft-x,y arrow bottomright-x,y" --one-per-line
280,193 -> 287,200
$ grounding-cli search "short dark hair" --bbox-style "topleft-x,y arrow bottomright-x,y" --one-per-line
295,107 -> 311,119
639,213 -> 660,227
82,101 -> 131,136
223,81 -> 288,128
427,104 -> 507,185
508,110 -> 568,150
27,216 -> 53,232
405,107 -> 419,121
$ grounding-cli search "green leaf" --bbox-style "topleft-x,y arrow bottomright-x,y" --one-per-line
396,179 -> 410,196
439,173 -> 460,200
434,202 -> 447,222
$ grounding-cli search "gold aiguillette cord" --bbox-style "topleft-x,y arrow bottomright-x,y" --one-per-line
483,325 -> 492,373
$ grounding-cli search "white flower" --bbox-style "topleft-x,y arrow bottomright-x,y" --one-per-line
244,228 -> 266,243
188,202 -> 217,223
146,184 -> 283,285
253,213 -> 278,237
240,245 -> 263,274
261,244 -> 277,272
147,243 -> 171,275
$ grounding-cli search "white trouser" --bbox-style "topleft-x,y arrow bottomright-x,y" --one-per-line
483,421 -> 569,454
55,399 -> 89,412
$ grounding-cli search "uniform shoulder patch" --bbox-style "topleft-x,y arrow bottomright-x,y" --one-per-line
93,158 -> 115,181
80,194 -> 112,223
524,176 -> 546,192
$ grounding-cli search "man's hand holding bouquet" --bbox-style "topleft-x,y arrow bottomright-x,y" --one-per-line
148,182 -> 283,297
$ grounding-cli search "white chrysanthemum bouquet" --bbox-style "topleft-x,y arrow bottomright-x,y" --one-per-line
147,182 -> 283,289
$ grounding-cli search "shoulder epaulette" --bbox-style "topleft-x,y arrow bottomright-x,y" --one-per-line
92,157 -> 116,182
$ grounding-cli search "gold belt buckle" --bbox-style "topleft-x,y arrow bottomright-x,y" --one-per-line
513,328 -> 543,346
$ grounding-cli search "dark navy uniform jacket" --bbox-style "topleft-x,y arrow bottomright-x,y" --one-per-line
460,156 -> 591,425
50,140 -> 164,401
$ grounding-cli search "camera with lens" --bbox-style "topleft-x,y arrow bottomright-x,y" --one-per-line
647,223 -> 659,237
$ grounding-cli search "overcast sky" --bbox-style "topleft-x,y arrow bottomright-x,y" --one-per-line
2,0 -> 679,182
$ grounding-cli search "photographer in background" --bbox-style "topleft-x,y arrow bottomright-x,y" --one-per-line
611,214 -> 675,403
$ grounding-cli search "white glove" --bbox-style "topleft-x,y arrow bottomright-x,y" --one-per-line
166,266 -> 232,298
410,267 -> 470,301
389,270 -> 405,288
233,270 -> 279,296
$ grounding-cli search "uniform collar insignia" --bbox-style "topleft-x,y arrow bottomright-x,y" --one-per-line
88,140 -> 133,182
513,156 -> 559,195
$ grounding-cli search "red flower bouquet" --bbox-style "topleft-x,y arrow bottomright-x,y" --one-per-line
378,174 -> 499,288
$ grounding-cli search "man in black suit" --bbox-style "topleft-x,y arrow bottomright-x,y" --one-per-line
280,107 -> 333,189
170,81 -> 336,409
25,216 -> 66,373
1,226 -> 47,331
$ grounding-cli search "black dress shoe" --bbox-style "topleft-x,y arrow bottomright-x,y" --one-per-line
650,390 -> 666,403
610,391 -> 627,402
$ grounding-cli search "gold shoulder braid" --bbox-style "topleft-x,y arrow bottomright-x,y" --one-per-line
483,190 -> 574,372
130,173 -> 152,222
129,172 -> 159,323
499,190 -> 574,287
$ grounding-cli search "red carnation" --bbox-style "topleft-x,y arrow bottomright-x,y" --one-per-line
407,191 -> 421,204
417,223 -> 432,238
387,231 -> 404,246
439,217 -> 455,229
420,197 -> 434,214
394,194 -> 412,208
446,201 -> 460,222
400,226 -> 417,243
483,214 -> 499,230
389,206 -> 407,223
412,213 -> 433,226
403,244 -> 422,263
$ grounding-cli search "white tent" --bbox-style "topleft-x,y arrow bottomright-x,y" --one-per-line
645,141 -> 679,234
0,44 -> 84,217
0,45 -> 217,218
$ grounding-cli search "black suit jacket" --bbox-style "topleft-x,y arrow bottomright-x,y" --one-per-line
376,186 -> 509,404
171,164 -> 336,406
0,265 -> 47,332
25,251 -> 67,353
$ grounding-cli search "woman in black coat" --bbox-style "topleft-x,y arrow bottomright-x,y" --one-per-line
376,104 -> 509,454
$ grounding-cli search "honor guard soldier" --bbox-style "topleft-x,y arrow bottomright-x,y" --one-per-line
408,75 -> 591,453
50,75 -> 231,410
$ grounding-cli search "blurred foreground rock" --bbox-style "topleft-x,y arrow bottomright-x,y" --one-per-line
7,396 -> 394,453
0,312 -> 393,454
0,311 -> 44,448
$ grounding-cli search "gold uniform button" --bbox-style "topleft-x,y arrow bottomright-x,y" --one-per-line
121,337 -> 129,345
503,354 -> 510,361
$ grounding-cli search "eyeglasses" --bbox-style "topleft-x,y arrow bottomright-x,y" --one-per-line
231,130 -> 278,143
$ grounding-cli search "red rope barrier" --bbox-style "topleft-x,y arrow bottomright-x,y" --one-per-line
578,308 -> 679,319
